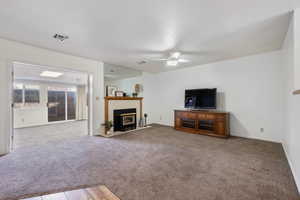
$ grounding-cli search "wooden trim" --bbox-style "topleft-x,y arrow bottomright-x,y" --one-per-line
105,96 -> 143,100
174,109 -> 228,114
293,90 -> 300,95
104,98 -> 109,134
140,98 -> 143,119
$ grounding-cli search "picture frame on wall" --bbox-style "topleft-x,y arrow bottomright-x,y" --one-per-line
115,91 -> 124,97
106,86 -> 117,96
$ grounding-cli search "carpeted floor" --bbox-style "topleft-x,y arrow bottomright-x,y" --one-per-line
0,125 -> 298,200
14,120 -> 88,149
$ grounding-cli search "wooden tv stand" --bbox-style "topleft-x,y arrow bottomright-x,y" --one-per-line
174,110 -> 230,138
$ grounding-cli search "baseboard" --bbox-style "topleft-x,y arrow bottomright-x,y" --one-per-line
229,130 -> 284,143
150,123 -> 171,127
282,143 -> 300,194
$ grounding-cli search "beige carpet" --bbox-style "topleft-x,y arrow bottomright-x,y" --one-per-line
0,125 -> 299,200
13,120 -> 88,149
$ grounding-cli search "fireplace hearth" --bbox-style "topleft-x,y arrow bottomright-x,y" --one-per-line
113,108 -> 137,131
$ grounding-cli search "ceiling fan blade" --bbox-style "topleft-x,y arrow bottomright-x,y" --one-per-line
178,58 -> 190,63
148,58 -> 169,61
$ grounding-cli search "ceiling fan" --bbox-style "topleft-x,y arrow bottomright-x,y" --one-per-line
147,52 -> 190,66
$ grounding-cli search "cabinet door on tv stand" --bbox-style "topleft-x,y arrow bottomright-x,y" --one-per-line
215,121 -> 225,136
175,117 -> 181,128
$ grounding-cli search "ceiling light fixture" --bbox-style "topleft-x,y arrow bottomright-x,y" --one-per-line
171,52 -> 181,59
166,60 -> 178,66
53,33 -> 69,41
40,71 -> 63,78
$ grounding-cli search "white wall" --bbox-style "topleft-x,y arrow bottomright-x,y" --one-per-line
14,80 -> 48,128
282,11 -> 300,191
13,80 -> 87,128
105,76 -> 143,96
143,51 -> 285,143
294,9 -> 300,90
77,85 -> 88,120
0,38 -> 104,155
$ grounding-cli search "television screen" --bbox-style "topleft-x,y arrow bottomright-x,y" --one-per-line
185,88 -> 217,109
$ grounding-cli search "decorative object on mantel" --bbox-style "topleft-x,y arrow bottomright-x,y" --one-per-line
115,91 -> 124,97
106,86 -> 117,97
293,90 -> 300,95
134,84 -> 143,97
132,92 -> 138,97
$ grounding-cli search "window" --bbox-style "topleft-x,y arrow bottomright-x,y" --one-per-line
13,83 -> 23,104
24,85 -> 40,103
13,83 -> 40,104
13,89 -> 23,103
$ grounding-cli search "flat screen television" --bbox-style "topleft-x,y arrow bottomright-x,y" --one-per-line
185,88 -> 217,109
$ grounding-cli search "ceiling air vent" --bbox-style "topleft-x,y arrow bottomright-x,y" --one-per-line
53,33 -> 69,41
138,60 -> 147,65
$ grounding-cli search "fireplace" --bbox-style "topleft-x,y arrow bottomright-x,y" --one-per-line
113,108 -> 137,131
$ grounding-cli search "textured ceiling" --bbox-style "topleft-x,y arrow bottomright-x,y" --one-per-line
14,62 -> 88,85
104,63 -> 142,81
0,0 -> 299,72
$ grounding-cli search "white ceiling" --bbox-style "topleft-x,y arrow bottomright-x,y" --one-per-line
1,0 -> 299,73
14,62 -> 88,85
104,63 -> 142,81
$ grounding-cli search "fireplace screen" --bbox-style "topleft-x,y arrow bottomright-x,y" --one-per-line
122,114 -> 136,125
114,108 -> 137,131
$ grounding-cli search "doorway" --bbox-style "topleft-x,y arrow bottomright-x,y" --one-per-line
11,62 -> 91,149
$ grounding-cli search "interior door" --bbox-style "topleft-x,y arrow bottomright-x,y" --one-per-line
48,91 -> 66,122
67,91 -> 76,120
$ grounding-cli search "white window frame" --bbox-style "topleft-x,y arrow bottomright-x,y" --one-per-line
13,83 -> 40,105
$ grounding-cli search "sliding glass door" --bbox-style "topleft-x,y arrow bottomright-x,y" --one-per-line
48,91 -> 66,122
48,89 -> 77,122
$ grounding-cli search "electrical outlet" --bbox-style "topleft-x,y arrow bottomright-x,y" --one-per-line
260,128 -> 264,133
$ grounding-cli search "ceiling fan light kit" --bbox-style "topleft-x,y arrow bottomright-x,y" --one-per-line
166,60 -> 179,66
147,51 -> 190,67
171,52 -> 181,59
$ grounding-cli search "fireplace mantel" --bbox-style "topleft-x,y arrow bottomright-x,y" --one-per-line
105,96 -> 143,101
104,96 -> 143,134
